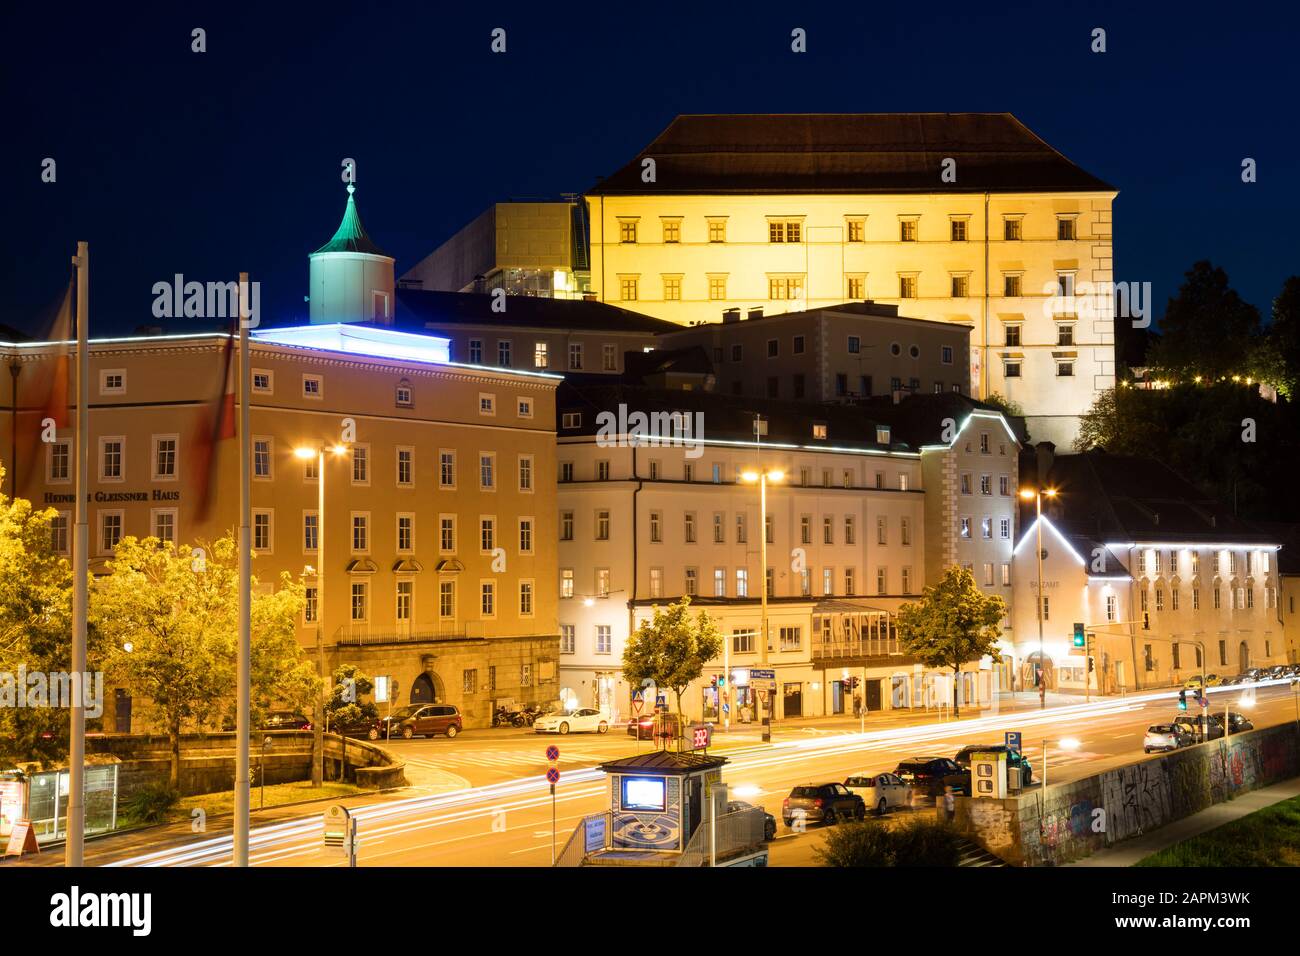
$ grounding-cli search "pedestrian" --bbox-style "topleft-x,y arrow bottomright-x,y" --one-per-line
943,786 -> 956,824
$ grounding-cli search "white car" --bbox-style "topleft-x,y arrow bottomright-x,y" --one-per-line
533,708 -> 610,735
843,772 -> 913,815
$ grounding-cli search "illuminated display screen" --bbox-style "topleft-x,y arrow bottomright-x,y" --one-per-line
621,776 -> 666,812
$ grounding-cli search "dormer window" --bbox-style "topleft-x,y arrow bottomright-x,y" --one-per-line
876,426 -> 891,444
812,423 -> 828,440
395,379 -> 413,407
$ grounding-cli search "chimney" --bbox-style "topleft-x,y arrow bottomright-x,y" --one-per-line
722,308 -> 741,324
1035,441 -> 1056,487
747,307 -> 764,322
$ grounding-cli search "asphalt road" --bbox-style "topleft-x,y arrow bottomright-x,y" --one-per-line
57,682 -> 1300,868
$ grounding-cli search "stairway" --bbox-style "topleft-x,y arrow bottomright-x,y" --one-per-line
957,838 -> 1008,867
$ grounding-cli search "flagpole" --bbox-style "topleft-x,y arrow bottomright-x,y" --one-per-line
67,241 -> 88,868
234,273 -> 252,867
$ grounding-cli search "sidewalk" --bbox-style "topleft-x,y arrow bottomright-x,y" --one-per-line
1067,776 -> 1300,867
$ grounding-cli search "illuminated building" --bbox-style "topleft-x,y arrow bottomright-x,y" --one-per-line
586,113 -> 1117,447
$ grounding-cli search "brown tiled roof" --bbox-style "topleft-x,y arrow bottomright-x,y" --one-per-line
588,113 -> 1114,195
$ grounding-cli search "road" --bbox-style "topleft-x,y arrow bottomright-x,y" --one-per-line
61,682 -> 1300,867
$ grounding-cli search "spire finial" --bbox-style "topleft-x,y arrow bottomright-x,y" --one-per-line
346,182 -> 356,197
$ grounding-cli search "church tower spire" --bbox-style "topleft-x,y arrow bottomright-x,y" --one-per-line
308,182 -> 395,324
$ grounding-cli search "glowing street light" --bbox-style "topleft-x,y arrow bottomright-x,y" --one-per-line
294,442 -> 349,787
740,464 -> 783,739
1041,736 -> 1080,791
1020,487 -> 1057,709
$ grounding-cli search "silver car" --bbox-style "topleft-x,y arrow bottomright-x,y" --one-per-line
1143,723 -> 1194,753
843,772 -> 912,815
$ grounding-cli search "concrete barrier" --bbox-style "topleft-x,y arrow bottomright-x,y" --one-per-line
955,721 -> 1300,866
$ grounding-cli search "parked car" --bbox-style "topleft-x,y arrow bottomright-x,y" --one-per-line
727,800 -> 777,841
334,716 -> 385,740
382,703 -> 463,739
1144,723 -> 1196,753
1241,668 -> 1264,683
843,772 -> 912,815
1265,665 -> 1290,680
1218,675 -> 1244,686
952,744 -> 1035,787
262,711 -> 312,731
533,708 -> 609,735
893,756 -> 967,796
782,783 -> 866,827
1173,713 -> 1224,741
1183,674 -> 1221,689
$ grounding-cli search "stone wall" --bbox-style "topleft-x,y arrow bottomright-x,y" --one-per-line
87,730 -> 405,797
956,722 -> 1300,866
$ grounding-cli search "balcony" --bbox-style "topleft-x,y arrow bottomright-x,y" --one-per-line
811,604 -> 917,665
333,621 -> 486,646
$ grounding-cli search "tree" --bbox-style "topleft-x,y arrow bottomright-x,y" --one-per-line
0,469 -> 86,766
1147,261 -> 1261,382
1266,275 -> 1300,399
322,664 -> 378,732
92,535 -> 311,788
895,566 -> 1005,716
622,597 -> 723,717
982,392 -> 1024,419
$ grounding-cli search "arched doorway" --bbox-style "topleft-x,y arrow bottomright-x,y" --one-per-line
411,672 -> 445,704
1239,641 -> 1251,674
1023,651 -> 1055,692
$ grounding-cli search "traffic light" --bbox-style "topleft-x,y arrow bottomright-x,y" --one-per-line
1088,655 -> 1095,673
1072,623 -> 1086,648
851,676 -> 860,689
710,675 -> 718,689
717,674 -> 726,688
1178,689 -> 1187,711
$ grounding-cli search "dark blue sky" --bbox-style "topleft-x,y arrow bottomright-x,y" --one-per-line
5,0 -> 1297,337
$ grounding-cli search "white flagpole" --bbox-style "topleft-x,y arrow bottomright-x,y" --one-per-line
67,241 -> 89,867
234,273 -> 252,866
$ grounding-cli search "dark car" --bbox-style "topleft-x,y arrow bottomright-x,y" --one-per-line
894,756 -> 967,796
952,744 -> 1034,787
334,716 -> 385,740
262,711 -> 312,732
383,704 -> 463,739
727,800 -> 777,841
1265,665 -> 1289,681
782,783 -> 866,827
1224,711 -> 1254,734
627,712 -> 683,741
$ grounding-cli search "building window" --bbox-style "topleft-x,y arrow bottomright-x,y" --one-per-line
1004,360 -> 1022,378
395,380 -> 413,406
596,510 -> 611,541
304,586 -> 318,623
560,511 -> 573,541
152,436 -> 178,480
468,340 -> 483,364
397,514 -> 414,552
899,219 -> 918,242
876,567 -> 887,596
769,220 -> 803,243
596,626 -> 612,654
950,219 -> 968,241
684,512 -> 696,543
732,630 -> 755,654
396,448 -> 413,486
351,445 -> 369,484
950,275 -> 969,298
619,220 -> 638,243
685,567 -> 698,596
99,511 -> 123,553
567,343 -> 584,370
1003,274 -> 1022,297
397,580 -> 413,622
479,453 -> 495,490
533,342 -> 549,368
1003,218 -> 1022,241
439,580 -> 455,619
661,219 -> 681,243
900,517 -> 911,546
708,276 -> 727,300
736,568 -> 749,597
846,275 -> 865,299
768,276 -> 804,300
252,369 -> 272,393
519,581 -> 534,616
100,437 -> 124,481
48,441 -> 71,482
519,455 -> 533,492
898,275 -> 917,298
303,512 -> 319,552
480,517 -> 496,553
844,516 -> 856,545
560,624 -> 575,654
351,513 -> 369,552
980,475 -> 992,496
663,275 -> 681,300
1057,324 -> 1075,347
350,582 -> 367,622
302,374 -> 322,399
1057,217 -> 1077,241
151,509 -> 176,544
602,344 -> 618,371
439,450 -> 456,488
480,581 -> 496,617
479,393 -> 496,415
620,276 -> 639,301
999,517 -> 1011,539
519,517 -> 533,554
648,511 -> 663,543
846,218 -> 865,242
1056,361 -> 1075,377
708,219 -> 727,242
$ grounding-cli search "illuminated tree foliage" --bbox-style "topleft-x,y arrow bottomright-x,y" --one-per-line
622,597 -> 723,717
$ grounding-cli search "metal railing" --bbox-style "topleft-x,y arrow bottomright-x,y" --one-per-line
333,621 -> 485,645
678,807 -> 766,867
554,811 -> 611,867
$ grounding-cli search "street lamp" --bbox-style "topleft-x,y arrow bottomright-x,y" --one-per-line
294,443 -> 347,786
260,736 -> 273,810
741,467 -> 783,740
1040,736 -> 1080,791
1019,487 -> 1057,710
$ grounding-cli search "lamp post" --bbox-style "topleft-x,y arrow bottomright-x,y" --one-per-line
260,736 -> 273,811
295,444 -> 347,787
1040,736 -> 1080,792
741,466 -> 783,741
1019,487 -> 1057,710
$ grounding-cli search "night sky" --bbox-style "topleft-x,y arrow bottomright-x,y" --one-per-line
5,0 -> 1297,338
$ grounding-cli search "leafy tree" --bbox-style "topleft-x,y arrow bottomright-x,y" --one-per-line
323,664 -> 378,731
982,392 -> 1024,419
1147,261 -> 1262,382
895,566 -> 1005,716
1266,275 -> 1300,399
622,597 -> 723,717
92,535 -> 311,787
0,469 -> 87,766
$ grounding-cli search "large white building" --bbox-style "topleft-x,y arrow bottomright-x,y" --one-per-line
585,113 -> 1117,448
556,384 -> 1021,723
1011,449 -> 1285,695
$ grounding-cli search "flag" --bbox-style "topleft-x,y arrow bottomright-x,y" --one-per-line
14,277 -> 75,494
192,327 -> 236,522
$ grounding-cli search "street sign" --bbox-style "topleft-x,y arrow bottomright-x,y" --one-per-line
749,668 -> 775,681
323,804 -> 357,866
545,745 -> 559,762
631,696 -> 643,715
690,723 -> 712,751
584,815 -> 607,853
1005,731 -> 1022,751
546,767 -> 561,784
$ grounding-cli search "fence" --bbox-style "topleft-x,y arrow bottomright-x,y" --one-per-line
554,811 -> 611,867
678,806 -> 766,867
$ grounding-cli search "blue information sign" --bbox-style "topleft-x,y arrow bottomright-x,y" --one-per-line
1005,731 -> 1022,751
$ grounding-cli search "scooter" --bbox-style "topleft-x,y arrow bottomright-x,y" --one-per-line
512,705 -> 543,728
492,706 -> 517,728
